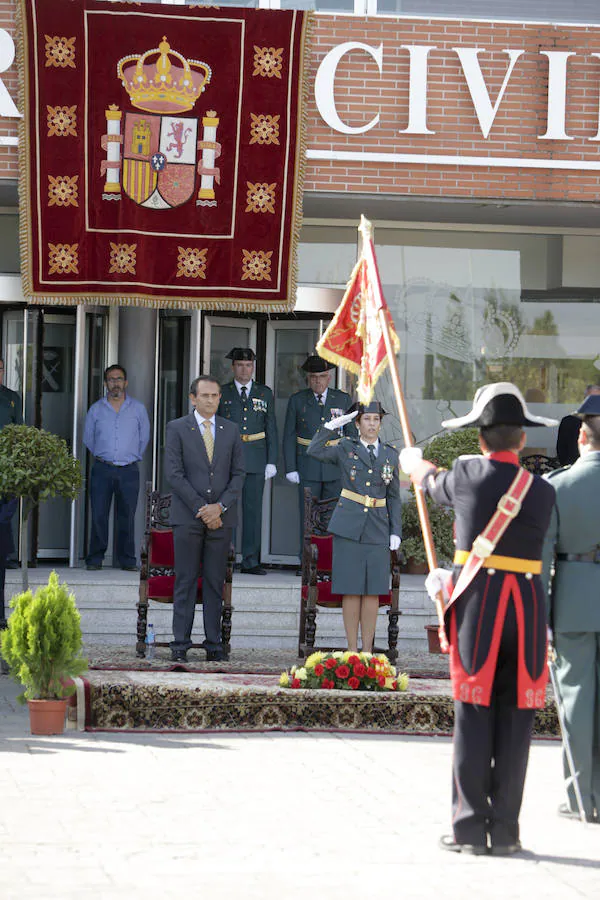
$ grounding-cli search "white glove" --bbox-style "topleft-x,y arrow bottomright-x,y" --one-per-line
389,534 -> 401,551
324,410 -> 359,431
265,464 -> 277,480
286,471 -> 300,484
425,568 -> 453,604
399,446 -> 423,474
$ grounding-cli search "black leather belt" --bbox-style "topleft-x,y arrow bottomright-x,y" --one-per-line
95,457 -> 136,468
557,550 -> 600,564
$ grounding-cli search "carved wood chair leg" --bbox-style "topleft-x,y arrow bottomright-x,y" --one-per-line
221,605 -> 233,652
305,607 -> 317,651
387,610 -> 400,665
136,598 -> 148,658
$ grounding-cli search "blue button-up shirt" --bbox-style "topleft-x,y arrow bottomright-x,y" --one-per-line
83,395 -> 150,465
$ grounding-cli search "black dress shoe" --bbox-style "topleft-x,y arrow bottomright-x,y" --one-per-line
240,565 -> 267,575
121,565 -> 139,572
489,842 -> 522,857
206,650 -> 229,662
86,564 -> 102,571
439,835 -> 488,855
170,650 -> 187,663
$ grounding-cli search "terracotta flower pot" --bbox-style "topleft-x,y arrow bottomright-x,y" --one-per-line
27,699 -> 68,735
407,558 -> 428,575
425,624 -> 442,654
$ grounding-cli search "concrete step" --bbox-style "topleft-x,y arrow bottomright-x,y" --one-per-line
4,566 -> 437,650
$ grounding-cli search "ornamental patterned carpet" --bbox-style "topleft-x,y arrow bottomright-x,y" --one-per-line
75,672 -> 560,736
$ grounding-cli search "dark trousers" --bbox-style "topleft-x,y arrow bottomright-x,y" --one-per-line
298,478 -> 341,553
171,520 -> 231,653
241,472 -> 264,569
87,461 -> 139,567
451,600 -> 536,847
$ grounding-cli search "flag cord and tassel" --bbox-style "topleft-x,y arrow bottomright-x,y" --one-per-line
357,216 -> 448,649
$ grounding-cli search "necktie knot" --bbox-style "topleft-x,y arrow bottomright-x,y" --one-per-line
241,385 -> 247,399
367,444 -> 376,462
317,393 -> 323,405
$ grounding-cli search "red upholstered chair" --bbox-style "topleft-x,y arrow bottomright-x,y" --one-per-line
136,483 -> 234,657
299,489 -> 401,662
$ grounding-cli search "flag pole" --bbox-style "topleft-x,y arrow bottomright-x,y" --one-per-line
358,216 -> 447,642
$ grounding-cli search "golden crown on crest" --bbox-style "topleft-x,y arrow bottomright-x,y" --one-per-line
117,37 -> 212,114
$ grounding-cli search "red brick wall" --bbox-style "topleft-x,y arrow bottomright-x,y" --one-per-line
0,1 -> 18,178
3,8 -> 600,202
306,16 -> 600,201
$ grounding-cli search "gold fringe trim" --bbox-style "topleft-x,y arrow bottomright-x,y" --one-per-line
17,0 -> 33,301
17,5 -> 314,314
285,9 -> 314,314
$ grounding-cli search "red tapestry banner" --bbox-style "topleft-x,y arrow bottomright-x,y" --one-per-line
18,0 -> 312,311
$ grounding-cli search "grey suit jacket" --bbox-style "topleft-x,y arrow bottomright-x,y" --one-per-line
542,450 -> 600,632
165,413 -> 245,527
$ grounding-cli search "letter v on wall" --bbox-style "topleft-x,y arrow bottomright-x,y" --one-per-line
453,47 -> 524,139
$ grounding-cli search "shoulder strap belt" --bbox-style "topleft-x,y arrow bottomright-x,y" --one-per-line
447,467 -> 534,611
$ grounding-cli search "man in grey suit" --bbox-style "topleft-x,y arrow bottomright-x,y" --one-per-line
165,375 -> 245,663
543,391 -> 600,823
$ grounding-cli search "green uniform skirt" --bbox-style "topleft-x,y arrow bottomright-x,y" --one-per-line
332,535 -> 390,595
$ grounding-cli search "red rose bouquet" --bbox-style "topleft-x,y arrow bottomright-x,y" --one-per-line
279,651 -> 409,692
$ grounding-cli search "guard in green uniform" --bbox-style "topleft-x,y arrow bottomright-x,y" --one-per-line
543,391 -> 600,824
283,355 -> 356,555
307,401 -> 401,652
218,348 -> 278,575
0,357 -> 23,431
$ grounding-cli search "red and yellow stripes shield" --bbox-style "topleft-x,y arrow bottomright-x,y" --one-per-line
122,159 -> 157,205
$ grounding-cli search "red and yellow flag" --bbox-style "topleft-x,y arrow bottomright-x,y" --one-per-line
317,220 -> 400,403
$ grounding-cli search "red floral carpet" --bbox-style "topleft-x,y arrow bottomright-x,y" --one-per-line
73,672 -> 560,736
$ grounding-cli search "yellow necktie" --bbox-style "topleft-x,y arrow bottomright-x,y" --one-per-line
201,420 -> 214,462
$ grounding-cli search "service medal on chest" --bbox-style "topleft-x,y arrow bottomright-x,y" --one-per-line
349,465 -> 357,483
252,398 -> 267,414
381,461 -> 394,485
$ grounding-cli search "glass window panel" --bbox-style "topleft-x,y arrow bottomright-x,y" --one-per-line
209,324 -> 251,387
376,1 -> 600,25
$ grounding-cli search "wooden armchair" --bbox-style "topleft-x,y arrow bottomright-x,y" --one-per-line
136,483 -> 234,658
520,454 -> 561,476
299,488 -> 401,662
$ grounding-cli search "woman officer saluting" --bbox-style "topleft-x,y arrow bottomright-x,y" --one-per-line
307,401 -> 401,653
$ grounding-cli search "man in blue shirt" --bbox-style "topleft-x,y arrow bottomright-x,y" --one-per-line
83,364 -> 150,571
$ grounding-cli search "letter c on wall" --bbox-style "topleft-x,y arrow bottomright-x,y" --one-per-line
314,42 -> 382,135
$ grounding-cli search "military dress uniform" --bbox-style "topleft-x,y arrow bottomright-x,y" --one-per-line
404,382 -> 558,854
307,427 -> 400,594
218,380 -> 277,571
283,384 -> 356,533
542,394 -> 600,823
0,384 -> 22,430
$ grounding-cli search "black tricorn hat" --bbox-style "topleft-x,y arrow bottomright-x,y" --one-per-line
442,382 -> 558,430
300,354 -> 335,373
576,394 -> 600,417
226,347 -> 256,361
347,400 -> 387,417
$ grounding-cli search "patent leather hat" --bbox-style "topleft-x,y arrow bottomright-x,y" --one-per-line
441,382 -> 558,429
226,347 -> 256,361
347,400 -> 387,417
300,355 -> 335,373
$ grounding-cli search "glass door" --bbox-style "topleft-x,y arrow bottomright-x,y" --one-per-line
37,311 -> 76,559
262,321 -> 321,564
156,313 -> 191,493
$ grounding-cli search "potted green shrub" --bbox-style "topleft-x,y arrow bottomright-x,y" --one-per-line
1,571 -> 88,734
0,424 -> 83,590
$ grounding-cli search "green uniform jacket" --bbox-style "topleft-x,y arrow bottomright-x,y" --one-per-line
542,451 -> 600,632
283,387 -> 356,483
307,427 -> 401,543
0,385 -> 22,430
218,381 -> 277,475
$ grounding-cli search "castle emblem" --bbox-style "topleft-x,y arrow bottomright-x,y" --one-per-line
100,37 -> 221,208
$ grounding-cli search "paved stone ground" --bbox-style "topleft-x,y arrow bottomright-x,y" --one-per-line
84,642 -> 451,677
1,673 -> 598,899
